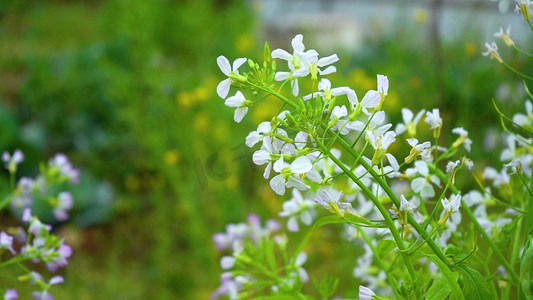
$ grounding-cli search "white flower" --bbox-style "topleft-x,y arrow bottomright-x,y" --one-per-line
270,156 -> 312,195
452,127 -> 472,152
395,108 -> 426,137
483,167 -> 510,187
399,195 -> 417,213
494,26 -> 515,47
350,111 -> 392,138
252,136 -> 287,179
245,122 -> 271,147
377,74 -> 388,98
0,231 -> 15,254
224,91 -> 251,123
407,161 -> 441,198
314,186 -> 352,215
216,56 -> 247,99
446,160 -> 461,173
302,78 -> 357,104
279,190 -> 316,232
425,108 -> 442,129
512,100 -> 533,127
358,286 -> 376,300
368,131 -> 396,165
404,138 -> 432,163
441,194 -> 461,213
482,42 -> 503,63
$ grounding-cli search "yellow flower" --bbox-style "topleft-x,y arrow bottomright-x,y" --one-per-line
414,8 -> 428,24
235,32 -> 254,54
164,150 -> 180,166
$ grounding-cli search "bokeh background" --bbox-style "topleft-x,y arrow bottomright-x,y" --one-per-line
0,0 -> 531,298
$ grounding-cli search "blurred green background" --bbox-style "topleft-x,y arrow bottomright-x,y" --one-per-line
0,0 -> 531,298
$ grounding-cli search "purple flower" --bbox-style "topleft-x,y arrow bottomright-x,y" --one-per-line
0,231 -> 15,254
45,242 -> 72,272
53,192 -> 74,221
22,209 -> 52,236
4,289 -> 18,300
49,153 -> 80,184
30,272 -> 64,300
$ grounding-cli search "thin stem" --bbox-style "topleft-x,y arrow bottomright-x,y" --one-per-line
355,225 -> 402,299
512,44 -> 533,58
429,164 -> 520,283
332,132 -> 452,269
502,61 -> 533,81
313,135 -> 419,296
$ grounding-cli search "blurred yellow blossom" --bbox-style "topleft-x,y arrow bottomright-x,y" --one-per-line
465,42 -> 477,57
194,112 -> 209,133
414,8 -> 428,23
408,76 -> 422,89
164,150 -> 180,166
177,91 -> 192,108
252,98 -> 281,123
235,32 -> 254,54
349,68 -> 374,91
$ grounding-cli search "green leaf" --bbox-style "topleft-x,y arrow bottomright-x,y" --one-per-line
424,254 -> 465,300
456,264 -> 495,300
377,239 -> 397,257
425,277 -> 453,300
252,296 -> 301,300
311,215 -> 347,230
495,216 -> 521,250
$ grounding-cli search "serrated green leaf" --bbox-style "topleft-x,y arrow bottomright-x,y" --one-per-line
456,264 -> 495,300
425,277 -> 453,300
377,239 -> 397,257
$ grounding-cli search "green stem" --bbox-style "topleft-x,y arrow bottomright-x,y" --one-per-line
429,164 -> 520,283
355,225 -> 402,299
332,132 -> 452,269
513,44 -> 533,58
314,135 -> 420,296
502,61 -> 533,81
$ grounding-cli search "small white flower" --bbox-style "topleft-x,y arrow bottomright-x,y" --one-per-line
405,138 -> 432,163
494,26 -> 515,47
441,194 -> 461,213
512,100 -> 533,127
483,167 -> 510,187
224,91 -> 251,123
279,190 -> 316,232
399,195 -> 417,213
407,161 -> 441,198
216,56 -> 247,99
482,42 -> 503,63
395,108 -> 426,137
446,160 -> 461,173
452,127 -> 472,152
2,149 -> 24,173
358,285 -> 376,300
314,186 -> 352,215
425,108 -> 442,129
302,78 -> 357,104
270,156 -> 312,195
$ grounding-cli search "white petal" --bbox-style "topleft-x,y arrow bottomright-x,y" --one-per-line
217,56 -> 231,76
401,108 -> 414,123
225,91 -> 245,107
245,132 -> 261,147
361,90 -> 380,108
292,34 -> 305,52
318,78 -> 331,91
385,153 -> 399,171
287,217 -> 299,232
287,177 -> 309,191
50,276 -> 65,285
292,79 -> 299,96
270,175 -> 286,195
271,49 -> 292,61
395,124 -> 406,135
317,54 -> 339,67
290,156 -> 312,173
263,162 -> 272,179
275,72 -> 290,81
234,107 -> 248,123
216,79 -> 231,99
232,58 -> 247,71
221,256 -> 236,269
252,150 -> 270,165
300,211 -> 313,225
318,66 -> 336,75
411,178 -> 426,193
